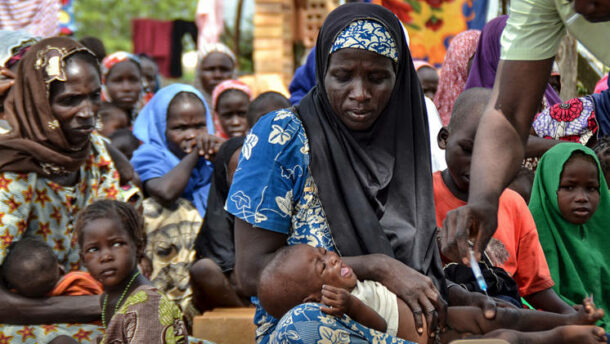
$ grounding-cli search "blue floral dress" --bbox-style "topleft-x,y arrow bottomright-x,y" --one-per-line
226,109 -> 412,344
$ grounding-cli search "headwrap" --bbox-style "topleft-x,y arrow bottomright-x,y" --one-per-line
433,30 -> 480,125
0,30 -> 39,68
413,60 -> 436,71
211,79 -> 253,139
198,42 -> 237,66
0,37 -> 97,176
131,84 -> 215,217
465,16 -> 561,106
532,97 -> 598,145
194,136 -> 245,270
594,73 -> 609,94
529,143 -> 610,330
100,51 -> 141,102
297,3 -> 445,290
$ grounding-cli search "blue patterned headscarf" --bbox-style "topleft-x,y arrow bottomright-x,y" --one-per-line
131,84 -> 215,217
330,19 -> 398,62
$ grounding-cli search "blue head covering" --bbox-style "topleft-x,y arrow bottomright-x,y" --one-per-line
131,84 -> 215,217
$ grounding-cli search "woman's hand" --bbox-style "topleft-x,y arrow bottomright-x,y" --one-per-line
0,67 -> 16,97
343,254 -> 446,336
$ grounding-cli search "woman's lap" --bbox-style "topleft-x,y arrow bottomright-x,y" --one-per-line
266,303 -> 414,344
0,323 -> 103,343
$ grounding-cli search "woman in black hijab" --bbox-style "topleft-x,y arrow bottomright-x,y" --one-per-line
224,3 -> 462,343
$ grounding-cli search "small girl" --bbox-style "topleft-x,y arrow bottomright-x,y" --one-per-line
529,143 -> 610,331
102,52 -> 143,120
76,200 -> 187,343
211,79 -> 252,138
131,83 -> 223,218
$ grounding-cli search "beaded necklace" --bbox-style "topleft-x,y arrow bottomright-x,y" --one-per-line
102,271 -> 140,328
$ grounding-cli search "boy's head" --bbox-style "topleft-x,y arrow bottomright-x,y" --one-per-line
416,66 -> 439,99
137,54 -> 159,94
216,89 -> 250,137
556,150 -> 600,225
246,92 -> 291,129
593,136 -> 610,188
76,200 -> 146,288
109,128 -> 140,160
79,36 -> 106,63
437,87 -> 492,193
99,102 -> 130,137
1,237 -> 62,298
258,244 -> 357,319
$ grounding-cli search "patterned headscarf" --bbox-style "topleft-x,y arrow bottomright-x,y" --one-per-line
433,30 -> 481,125
100,51 -> 141,103
0,37 -> 98,176
211,79 -> 253,139
532,97 -> 598,145
330,19 -> 398,63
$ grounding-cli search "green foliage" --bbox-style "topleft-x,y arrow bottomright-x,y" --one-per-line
73,0 -> 198,52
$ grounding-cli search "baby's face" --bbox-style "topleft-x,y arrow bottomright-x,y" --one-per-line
290,245 -> 358,293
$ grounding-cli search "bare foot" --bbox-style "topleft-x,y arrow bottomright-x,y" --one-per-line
556,325 -> 607,344
569,297 -> 605,325
483,325 -> 606,344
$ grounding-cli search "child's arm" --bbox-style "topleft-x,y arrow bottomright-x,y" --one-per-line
320,285 -> 388,333
144,133 -> 224,204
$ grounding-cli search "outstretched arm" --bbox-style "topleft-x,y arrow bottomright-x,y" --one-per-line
441,58 -> 554,264
0,285 -> 100,324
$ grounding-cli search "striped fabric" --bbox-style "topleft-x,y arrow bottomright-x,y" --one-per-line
0,0 -> 59,37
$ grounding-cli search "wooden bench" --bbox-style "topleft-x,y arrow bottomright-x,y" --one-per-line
192,308 -> 256,344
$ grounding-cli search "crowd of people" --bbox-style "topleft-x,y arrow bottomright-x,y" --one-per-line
0,1 -> 608,343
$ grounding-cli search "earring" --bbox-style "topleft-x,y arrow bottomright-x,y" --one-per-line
48,120 -> 60,130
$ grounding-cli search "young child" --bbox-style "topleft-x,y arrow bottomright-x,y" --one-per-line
98,102 -> 130,138
1,237 -> 102,298
190,91 -> 290,312
76,199 -> 187,343
529,143 -> 610,331
211,79 -> 252,139
101,52 -> 143,119
246,91 -> 291,129
131,83 -> 223,218
593,136 -> 610,188
109,128 -> 140,160
414,61 -> 439,100
258,244 -> 607,344
434,88 -> 573,314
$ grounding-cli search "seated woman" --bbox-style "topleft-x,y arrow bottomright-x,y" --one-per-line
0,37 -> 127,343
225,4 -> 495,343
101,51 -> 143,121
130,84 -> 223,323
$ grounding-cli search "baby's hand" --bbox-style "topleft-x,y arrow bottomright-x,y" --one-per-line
320,285 -> 354,317
570,297 -> 605,325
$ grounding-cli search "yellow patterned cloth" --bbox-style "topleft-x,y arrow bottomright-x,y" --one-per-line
98,285 -> 187,344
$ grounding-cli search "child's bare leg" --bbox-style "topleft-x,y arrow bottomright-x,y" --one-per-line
446,297 -> 604,334
483,325 -> 606,344
190,258 -> 248,312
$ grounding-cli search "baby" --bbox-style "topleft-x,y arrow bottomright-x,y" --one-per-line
1,237 -> 101,298
258,244 -> 607,344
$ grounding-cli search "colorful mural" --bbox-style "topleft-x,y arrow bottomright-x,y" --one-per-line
373,0 -> 489,65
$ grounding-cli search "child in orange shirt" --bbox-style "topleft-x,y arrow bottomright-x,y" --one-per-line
434,88 -> 573,314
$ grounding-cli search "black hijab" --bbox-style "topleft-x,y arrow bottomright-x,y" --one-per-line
296,3 -> 444,288
195,136 -> 245,270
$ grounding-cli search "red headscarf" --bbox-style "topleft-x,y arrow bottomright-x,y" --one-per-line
433,30 -> 481,125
